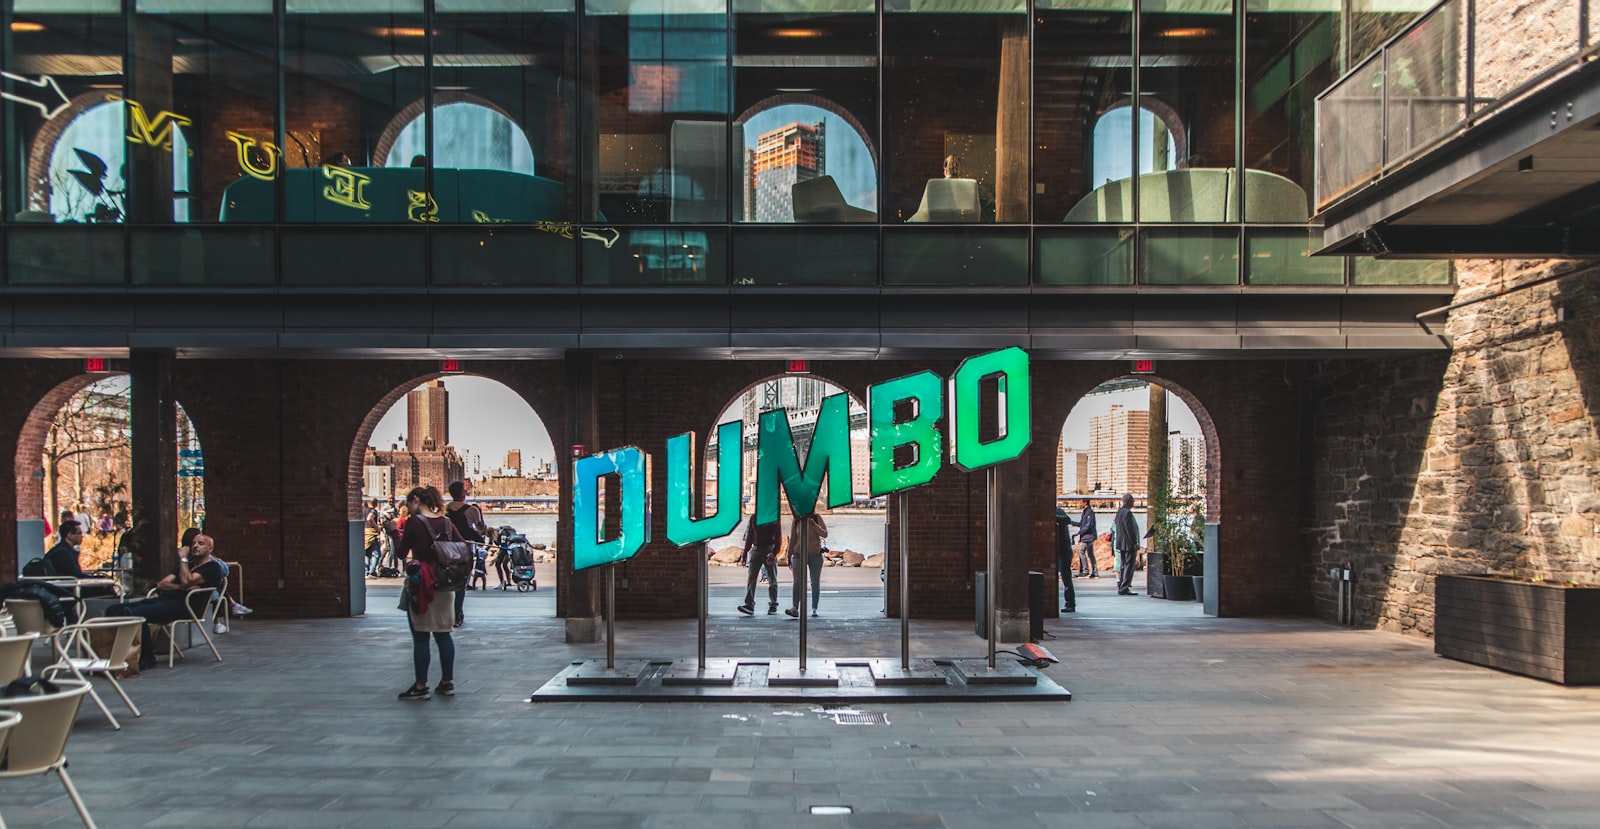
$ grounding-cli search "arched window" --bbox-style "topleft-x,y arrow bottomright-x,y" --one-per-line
1091,103 -> 1180,188
737,100 -> 877,223
47,101 -> 190,223
384,102 -> 535,173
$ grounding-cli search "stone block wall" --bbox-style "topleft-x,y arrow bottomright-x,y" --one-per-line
1303,259 -> 1600,635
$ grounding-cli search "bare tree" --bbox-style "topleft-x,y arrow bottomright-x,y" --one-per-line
42,384 -> 130,528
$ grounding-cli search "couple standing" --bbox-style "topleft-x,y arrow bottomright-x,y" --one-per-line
737,513 -> 828,618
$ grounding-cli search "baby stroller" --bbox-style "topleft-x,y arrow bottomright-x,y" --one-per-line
510,544 -> 537,592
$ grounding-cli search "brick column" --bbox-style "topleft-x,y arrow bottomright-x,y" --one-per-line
562,351 -> 603,642
130,350 -> 178,581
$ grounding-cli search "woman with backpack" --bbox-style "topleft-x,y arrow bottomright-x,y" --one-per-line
396,485 -> 465,701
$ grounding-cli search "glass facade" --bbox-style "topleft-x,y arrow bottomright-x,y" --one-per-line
0,0 -> 1449,287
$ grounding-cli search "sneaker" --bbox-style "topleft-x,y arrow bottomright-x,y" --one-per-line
435,681 -> 455,697
737,604 -> 754,615
768,603 -> 779,615
811,610 -> 818,617
213,622 -> 228,634
232,602 -> 253,615
1089,574 -> 1099,579
784,607 -> 799,617
398,685 -> 431,701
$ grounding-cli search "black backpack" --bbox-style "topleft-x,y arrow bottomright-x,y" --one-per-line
429,522 -> 473,593
20,557 -> 49,577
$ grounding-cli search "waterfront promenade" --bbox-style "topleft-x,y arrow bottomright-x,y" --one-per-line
5,575 -> 1600,828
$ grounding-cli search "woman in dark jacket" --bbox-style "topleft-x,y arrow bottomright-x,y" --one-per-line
397,485 -> 463,701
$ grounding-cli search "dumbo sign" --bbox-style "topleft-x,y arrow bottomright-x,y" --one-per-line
573,347 -> 1031,571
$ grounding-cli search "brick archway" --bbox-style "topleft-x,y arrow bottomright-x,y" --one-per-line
370,93 -> 528,170
13,373 -> 117,526
735,93 -> 880,173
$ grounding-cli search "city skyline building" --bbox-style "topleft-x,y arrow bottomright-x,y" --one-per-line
407,380 -> 449,453
1170,432 -> 1205,498
748,121 -> 824,222
1088,405 -> 1149,495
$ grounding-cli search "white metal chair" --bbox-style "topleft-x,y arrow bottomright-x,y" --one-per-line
0,634 -> 39,683
147,579 -> 225,667
0,709 -> 22,829
42,619 -> 142,731
2,599 -> 60,676
0,679 -> 98,828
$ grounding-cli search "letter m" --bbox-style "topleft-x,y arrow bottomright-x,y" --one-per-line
754,393 -> 854,526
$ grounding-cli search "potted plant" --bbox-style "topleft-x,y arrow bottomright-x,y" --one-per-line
1182,495 -> 1206,601
1145,470 -> 1193,601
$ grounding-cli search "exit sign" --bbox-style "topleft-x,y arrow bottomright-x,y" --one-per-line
1131,359 -> 1156,374
85,357 -> 109,373
785,359 -> 810,374
439,359 -> 463,373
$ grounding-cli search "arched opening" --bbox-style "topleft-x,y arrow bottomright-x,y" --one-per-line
350,375 -> 556,616
735,97 -> 878,222
13,374 -> 204,576
1091,100 -> 1185,188
1057,377 -> 1218,605
703,375 -> 883,619
40,99 -> 191,223
380,99 -> 537,173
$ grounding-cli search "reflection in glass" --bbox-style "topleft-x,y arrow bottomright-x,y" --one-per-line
1244,227 -> 1342,285
1141,227 -> 1239,285
47,102 -> 190,224
1037,4 -> 1133,223
6,227 -> 126,284
582,227 -> 726,284
1139,3 -> 1236,222
1244,0 -> 1334,221
1036,227 -> 1134,285
1351,257 -> 1450,286
883,227 -> 1028,285
731,227 -> 875,285
386,103 -> 536,173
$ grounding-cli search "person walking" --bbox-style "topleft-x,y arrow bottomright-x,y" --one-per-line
1067,498 -> 1098,577
363,499 -> 384,578
1055,507 -> 1076,612
444,481 -> 488,627
785,513 -> 828,618
737,518 -> 781,616
397,486 -> 463,700
1112,493 -> 1140,596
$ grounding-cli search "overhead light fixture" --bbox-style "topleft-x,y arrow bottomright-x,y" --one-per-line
770,28 -> 824,38
1158,27 -> 1218,38
11,21 -> 45,33
373,27 -> 432,38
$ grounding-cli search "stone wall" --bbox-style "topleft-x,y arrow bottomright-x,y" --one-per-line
1303,259 -> 1600,635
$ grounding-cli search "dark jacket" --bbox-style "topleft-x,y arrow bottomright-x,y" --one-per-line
0,580 -> 78,627
42,542 -> 85,578
1112,506 -> 1139,553
1067,506 -> 1097,542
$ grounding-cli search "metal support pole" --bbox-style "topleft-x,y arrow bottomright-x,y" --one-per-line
697,542 -> 707,670
898,491 -> 910,670
797,518 -> 808,672
605,565 -> 616,670
986,467 -> 999,669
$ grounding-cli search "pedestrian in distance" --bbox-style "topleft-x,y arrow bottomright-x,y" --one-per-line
1066,497 -> 1098,577
1055,507 -> 1076,612
1112,493 -> 1140,596
444,480 -> 488,627
737,518 -> 781,616
397,485 -> 463,701
785,513 -> 828,618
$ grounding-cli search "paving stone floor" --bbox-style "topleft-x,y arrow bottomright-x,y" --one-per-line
6,572 -> 1600,828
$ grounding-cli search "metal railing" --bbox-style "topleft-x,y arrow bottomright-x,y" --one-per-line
1316,0 -> 1595,209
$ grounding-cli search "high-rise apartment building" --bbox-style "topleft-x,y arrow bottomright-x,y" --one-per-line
1060,447 -> 1090,495
1170,433 -> 1205,497
407,380 -> 449,452
749,122 -> 824,222
1088,405 -> 1149,495
504,449 -> 523,477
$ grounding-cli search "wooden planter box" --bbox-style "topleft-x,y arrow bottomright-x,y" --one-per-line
1435,575 -> 1600,685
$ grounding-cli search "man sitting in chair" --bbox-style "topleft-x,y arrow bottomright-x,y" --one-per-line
106,534 -> 225,670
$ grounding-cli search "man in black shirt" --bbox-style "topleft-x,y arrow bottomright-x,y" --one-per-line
107,533 -> 226,669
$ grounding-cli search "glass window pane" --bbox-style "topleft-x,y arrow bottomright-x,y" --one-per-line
417,7 -> 579,223
431,227 -> 578,285
582,227 -> 727,284
1139,3 -> 1237,222
135,1 -> 274,12
884,11 -> 1029,223
731,226 -> 876,284
735,4 -> 878,224
1244,227 -> 1342,284
281,8 -> 427,223
1141,226 -> 1239,284
1038,6 -> 1133,222
286,0 -> 425,11
883,227 -> 1027,284
1350,257 -> 1451,286
4,9 -> 127,224
1242,1 -> 1332,222
280,230 -> 425,284
585,1 -> 731,222
6,227 -> 126,285
1036,226 -> 1134,285
1349,0 -> 1433,65
130,9 -> 278,224
131,227 -> 275,284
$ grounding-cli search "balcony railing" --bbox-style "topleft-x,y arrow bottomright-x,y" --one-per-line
1316,0 -> 1597,209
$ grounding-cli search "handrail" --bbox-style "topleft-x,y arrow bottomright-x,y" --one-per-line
1316,0 -> 1593,209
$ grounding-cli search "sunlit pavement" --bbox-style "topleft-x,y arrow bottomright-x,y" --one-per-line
7,569 -> 1600,828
